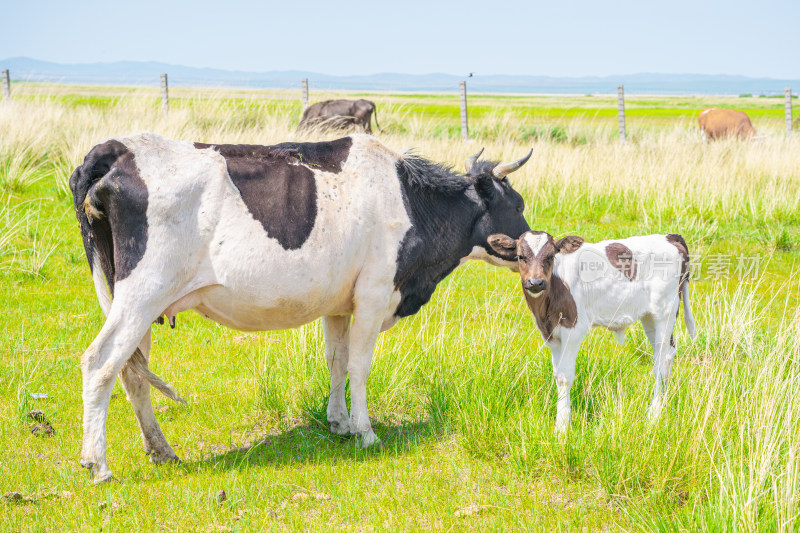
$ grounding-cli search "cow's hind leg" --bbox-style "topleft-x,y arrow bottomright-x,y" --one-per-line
642,311 -> 678,422
80,307 -> 155,483
118,330 -> 179,463
323,315 -> 351,435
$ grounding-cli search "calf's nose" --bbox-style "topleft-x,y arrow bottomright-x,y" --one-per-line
523,278 -> 547,292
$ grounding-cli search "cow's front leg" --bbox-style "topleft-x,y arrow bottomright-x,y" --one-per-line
322,315 -> 351,435
347,302 -> 389,448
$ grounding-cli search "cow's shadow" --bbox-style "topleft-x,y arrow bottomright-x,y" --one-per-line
179,413 -> 439,473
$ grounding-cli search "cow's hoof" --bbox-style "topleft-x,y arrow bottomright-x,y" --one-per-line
85,462 -> 116,484
93,471 -> 117,485
148,451 -> 180,464
358,429 -> 381,448
329,420 -> 351,436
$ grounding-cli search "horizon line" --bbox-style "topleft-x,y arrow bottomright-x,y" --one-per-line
3,56 -> 799,82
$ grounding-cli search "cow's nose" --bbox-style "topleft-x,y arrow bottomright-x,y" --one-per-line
523,278 -> 547,292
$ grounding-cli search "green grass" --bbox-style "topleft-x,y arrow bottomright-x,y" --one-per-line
0,84 -> 799,531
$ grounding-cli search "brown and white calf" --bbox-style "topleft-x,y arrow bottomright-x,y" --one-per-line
488,231 -> 697,432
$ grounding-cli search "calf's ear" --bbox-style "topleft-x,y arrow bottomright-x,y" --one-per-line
487,234 -> 517,260
555,235 -> 584,254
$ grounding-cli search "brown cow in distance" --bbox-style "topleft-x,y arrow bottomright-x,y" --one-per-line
297,99 -> 380,134
698,108 -> 756,141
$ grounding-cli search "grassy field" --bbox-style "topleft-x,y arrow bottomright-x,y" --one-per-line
1,82 -> 799,531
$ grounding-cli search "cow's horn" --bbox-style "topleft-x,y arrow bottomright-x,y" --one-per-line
491,149 -> 533,179
464,147 -> 484,172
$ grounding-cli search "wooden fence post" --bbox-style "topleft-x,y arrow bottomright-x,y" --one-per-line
617,84 -> 626,142
160,73 -> 169,117
2,70 -> 9,101
301,78 -> 309,109
459,80 -> 469,141
785,88 -> 792,135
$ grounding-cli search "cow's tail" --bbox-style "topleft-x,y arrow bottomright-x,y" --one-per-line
681,280 -> 697,340
372,104 -> 382,133
69,141 -> 122,302
126,348 -> 186,403
69,140 -> 184,403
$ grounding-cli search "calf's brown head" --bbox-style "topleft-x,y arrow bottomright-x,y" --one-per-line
488,231 -> 584,297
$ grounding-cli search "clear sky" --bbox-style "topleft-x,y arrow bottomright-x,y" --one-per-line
2,0 -> 798,78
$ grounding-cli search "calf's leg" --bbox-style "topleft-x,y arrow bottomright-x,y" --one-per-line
642,312 -> 678,421
550,335 -> 583,434
323,315 -> 351,435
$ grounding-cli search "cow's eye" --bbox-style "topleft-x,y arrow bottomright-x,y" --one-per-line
518,256 -> 526,263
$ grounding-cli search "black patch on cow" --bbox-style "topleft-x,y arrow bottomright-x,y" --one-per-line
196,139 -> 353,250
69,140 -> 149,294
226,155 -> 317,250
392,158 -> 479,317
392,155 -> 530,318
397,157 -> 472,195
195,136 -> 352,174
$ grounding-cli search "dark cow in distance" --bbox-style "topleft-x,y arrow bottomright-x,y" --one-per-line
698,107 -> 756,141
297,99 -> 380,133
69,132 -> 532,482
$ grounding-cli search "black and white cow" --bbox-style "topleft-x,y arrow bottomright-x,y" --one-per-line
69,133 -> 532,482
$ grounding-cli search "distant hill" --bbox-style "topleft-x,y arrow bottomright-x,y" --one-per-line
1,57 -> 798,95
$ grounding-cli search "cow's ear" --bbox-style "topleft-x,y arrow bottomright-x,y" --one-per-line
487,234 -> 517,260
555,235 -> 584,254
474,174 -> 496,201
